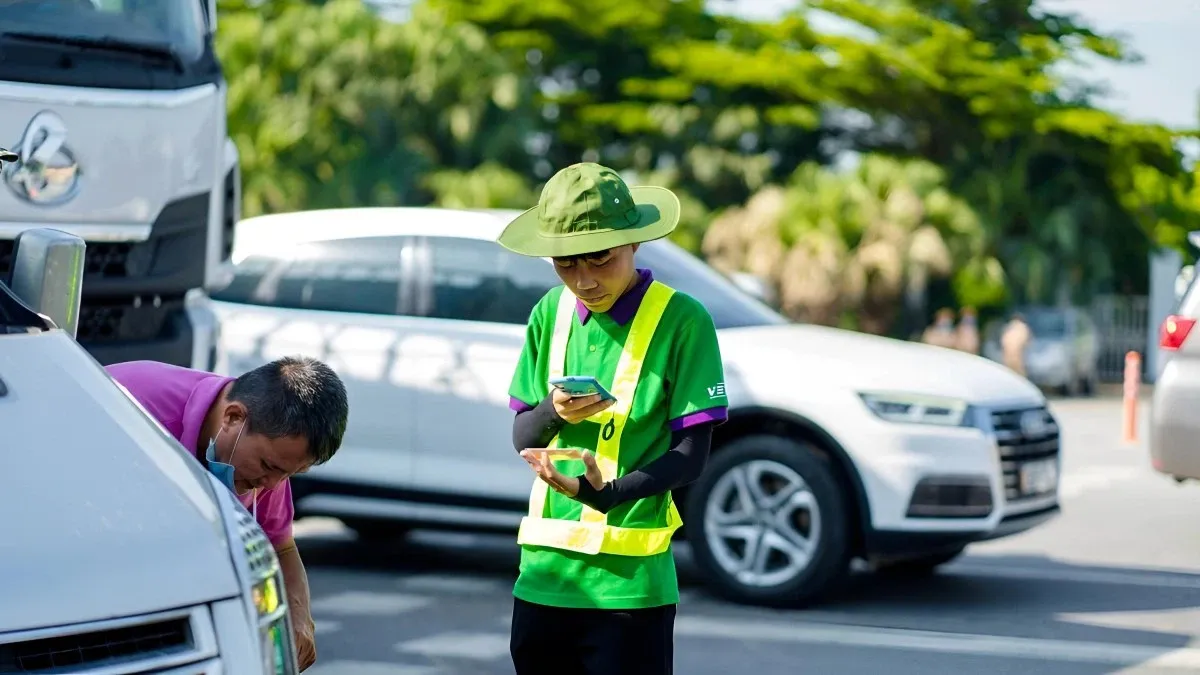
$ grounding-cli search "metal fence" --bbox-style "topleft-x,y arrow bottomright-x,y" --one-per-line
1089,294 -> 1149,382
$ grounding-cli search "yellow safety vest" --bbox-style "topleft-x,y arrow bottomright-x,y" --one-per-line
516,281 -> 685,557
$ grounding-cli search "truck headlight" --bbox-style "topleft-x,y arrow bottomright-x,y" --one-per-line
858,391 -> 971,427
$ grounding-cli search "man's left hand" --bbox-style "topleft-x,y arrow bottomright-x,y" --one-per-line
292,609 -> 316,671
520,448 -> 604,497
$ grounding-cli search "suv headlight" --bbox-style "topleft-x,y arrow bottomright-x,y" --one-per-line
858,391 -> 971,427
212,474 -> 298,675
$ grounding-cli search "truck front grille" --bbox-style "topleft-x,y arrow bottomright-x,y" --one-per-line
77,297 -> 184,343
0,606 -> 217,674
991,406 -> 1060,502
0,191 -> 210,297
0,240 -> 142,282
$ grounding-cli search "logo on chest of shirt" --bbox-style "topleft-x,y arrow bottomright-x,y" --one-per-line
707,383 -> 726,399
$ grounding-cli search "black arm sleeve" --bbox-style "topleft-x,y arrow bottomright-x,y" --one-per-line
512,394 -> 566,451
573,422 -> 713,514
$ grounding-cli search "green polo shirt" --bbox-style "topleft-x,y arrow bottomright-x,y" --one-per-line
508,268 -> 729,609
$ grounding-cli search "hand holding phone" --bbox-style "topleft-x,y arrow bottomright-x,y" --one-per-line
549,375 -> 615,401
548,376 -> 616,424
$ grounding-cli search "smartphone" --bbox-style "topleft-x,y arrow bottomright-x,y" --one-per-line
549,375 -> 616,402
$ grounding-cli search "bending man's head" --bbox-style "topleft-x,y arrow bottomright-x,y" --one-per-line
209,356 -> 348,494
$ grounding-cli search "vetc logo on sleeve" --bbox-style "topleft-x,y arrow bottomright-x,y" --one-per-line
707,383 -> 726,399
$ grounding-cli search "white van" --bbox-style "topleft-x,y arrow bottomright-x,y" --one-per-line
0,229 -> 297,674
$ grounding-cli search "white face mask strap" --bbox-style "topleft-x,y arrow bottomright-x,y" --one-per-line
228,421 -> 246,464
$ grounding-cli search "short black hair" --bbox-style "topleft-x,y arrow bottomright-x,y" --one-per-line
228,356 -> 348,465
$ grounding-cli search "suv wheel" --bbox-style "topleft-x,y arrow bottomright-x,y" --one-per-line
685,435 -> 852,607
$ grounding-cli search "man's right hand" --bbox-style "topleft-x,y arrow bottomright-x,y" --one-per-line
551,388 -> 615,424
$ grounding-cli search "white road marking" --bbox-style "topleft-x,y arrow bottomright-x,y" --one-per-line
313,619 -> 342,635
311,591 -> 433,616
395,631 -> 511,661
293,517 -> 351,538
306,661 -> 441,675
948,563 -> 1200,589
397,574 -> 508,595
1058,465 -> 1143,499
675,616 -> 1200,668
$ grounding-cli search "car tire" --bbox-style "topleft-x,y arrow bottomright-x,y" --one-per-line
872,547 -> 965,578
685,434 -> 852,608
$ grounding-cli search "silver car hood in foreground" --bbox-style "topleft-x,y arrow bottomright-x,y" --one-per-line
0,331 -> 239,634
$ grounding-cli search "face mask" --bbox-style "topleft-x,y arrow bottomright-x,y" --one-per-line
206,421 -> 245,495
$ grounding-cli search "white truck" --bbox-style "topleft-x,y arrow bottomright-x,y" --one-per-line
0,0 -> 237,370
1,227 -> 297,674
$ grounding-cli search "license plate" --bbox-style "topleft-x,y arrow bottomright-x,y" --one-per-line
1020,458 -> 1058,495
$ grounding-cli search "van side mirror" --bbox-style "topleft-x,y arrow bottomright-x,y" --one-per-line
7,228 -> 86,339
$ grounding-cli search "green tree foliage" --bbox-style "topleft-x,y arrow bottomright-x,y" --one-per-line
429,0 -> 1198,311
217,0 -> 537,216
219,0 -> 1199,333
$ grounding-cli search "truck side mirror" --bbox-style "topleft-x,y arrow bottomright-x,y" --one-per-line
8,228 -> 86,339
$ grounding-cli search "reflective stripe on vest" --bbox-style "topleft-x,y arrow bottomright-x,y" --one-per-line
516,281 -> 684,557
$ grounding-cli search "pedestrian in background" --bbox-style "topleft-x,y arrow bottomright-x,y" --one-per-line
500,162 -> 729,675
1001,312 -> 1032,376
921,307 -> 958,348
956,306 -> 980,354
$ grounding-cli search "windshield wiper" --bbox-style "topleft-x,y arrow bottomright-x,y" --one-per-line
0,31 -> 183,72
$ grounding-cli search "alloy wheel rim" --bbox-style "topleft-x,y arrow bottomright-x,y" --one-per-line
703,459 -> 821,587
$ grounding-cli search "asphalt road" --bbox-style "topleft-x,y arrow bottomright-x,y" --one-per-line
294,398 -> 1200,675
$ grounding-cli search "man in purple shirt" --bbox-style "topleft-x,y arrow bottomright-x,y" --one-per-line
106,356 -> 348,672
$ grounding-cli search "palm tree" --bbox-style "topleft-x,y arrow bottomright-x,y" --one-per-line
703,155 -> 993,335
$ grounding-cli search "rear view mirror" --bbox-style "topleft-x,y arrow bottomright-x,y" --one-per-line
8,228 -> 86,339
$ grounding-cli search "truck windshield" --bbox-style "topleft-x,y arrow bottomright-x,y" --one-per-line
1,0 -> 213,89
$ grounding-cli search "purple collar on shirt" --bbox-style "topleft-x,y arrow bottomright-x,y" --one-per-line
181,375 -> 234,455
577,268 -> 654,326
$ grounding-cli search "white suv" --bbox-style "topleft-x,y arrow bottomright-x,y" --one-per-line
210,207 -> 1061,606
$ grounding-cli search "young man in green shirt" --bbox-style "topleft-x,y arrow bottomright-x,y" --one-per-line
499,162 -> 729,675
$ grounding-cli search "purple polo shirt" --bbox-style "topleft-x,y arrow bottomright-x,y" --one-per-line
510,268 -> 727,430
105,361 -> 294,546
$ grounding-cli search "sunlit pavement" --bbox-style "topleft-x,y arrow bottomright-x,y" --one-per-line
296,398 -> 1200,674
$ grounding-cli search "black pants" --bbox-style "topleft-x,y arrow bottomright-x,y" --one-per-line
510,597 -> 676,675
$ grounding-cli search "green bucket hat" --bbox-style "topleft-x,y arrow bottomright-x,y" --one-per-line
497,162 -> 680,258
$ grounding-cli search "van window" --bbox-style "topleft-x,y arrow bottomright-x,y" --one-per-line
210,237 -> 405,316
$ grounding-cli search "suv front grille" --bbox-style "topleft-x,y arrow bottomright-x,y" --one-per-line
991,406 -> 1060,502
0,606 -> 216,674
